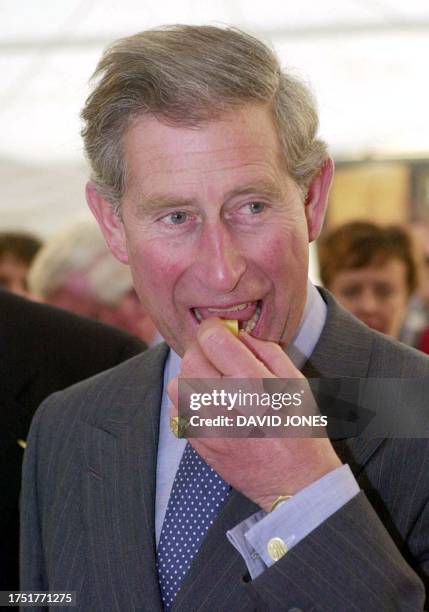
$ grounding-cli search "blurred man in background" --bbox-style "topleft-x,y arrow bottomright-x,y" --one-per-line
29,221 -> 160,345
318,221 -> 418,339
0,231 -> 42,298
0,289 -> 145,590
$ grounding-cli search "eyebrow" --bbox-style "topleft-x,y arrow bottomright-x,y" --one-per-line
224,180 -> 284,202
136,179 -> 284,216
136,195 -> 197,217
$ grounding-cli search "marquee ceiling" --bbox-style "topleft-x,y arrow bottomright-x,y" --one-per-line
1,0 -> 429,237
2,0 -> 429,164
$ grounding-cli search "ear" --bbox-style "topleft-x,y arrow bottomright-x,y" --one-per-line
85,182 -> 129,264
304,157 -> 334,242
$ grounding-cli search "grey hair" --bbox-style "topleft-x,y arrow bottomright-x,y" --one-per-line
28,221 -> 133,305
81,24 -> 328,214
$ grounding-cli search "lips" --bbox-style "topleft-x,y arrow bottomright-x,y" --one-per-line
192,300 -> 262,333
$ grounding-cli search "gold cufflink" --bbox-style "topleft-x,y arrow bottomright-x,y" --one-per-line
17,439 -> 27,449
267,537 -> 288,561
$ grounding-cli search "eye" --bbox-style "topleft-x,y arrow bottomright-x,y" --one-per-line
375,285 -> 395,299
339,285 -> 361,299
228,200 -> 268,226
161,211 -> 189,225
246,201 -> 266,214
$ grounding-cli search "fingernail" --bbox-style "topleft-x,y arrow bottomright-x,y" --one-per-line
198,326 -> 219,345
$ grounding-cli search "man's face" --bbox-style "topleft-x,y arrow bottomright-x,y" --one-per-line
328,258 -> 410,338
90,104 -> 330,356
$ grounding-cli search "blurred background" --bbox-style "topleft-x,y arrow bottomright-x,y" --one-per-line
2,0 -> 429,234
2,0 -> 429,346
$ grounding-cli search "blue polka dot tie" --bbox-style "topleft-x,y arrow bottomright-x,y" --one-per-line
156,443 -> 230,610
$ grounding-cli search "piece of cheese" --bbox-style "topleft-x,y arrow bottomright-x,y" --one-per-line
222,319 -> 239,336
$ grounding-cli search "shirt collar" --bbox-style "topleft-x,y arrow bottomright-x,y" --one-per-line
285,280 -> 327,369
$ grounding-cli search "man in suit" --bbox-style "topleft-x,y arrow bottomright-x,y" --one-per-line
0,289 -> 145,590
21,25 -> 429,610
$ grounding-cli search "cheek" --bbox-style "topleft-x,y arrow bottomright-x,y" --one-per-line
387,287 -> 408,308
285,218 -> 309,263
390,292 -> 409,318
262,228 -> 307,274
128,241 -> 185,297
398,291 -> 410,309
262,239 -> 283,268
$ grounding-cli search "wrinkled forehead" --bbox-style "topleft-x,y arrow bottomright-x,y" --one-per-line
121,105 -> 288,198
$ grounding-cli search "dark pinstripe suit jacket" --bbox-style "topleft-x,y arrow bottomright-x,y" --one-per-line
0,289 -> 145,592
21,291 -> 429,611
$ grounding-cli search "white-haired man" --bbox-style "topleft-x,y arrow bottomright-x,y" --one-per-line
29,221 -> 160,345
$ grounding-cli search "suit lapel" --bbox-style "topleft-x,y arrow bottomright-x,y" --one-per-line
83,344 -> 169,610
302,287 -> 374,380
302,288 -> 384,475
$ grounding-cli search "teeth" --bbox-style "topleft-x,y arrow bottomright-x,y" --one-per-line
207,303 -> 249,312
242,302 -> 261,334
193,301 -> 262,334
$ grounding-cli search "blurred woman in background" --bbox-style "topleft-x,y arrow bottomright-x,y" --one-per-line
318,221 -> 419,340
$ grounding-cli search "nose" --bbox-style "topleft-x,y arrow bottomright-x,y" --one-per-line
356,288 -> 379,315
193,222 -> 246,293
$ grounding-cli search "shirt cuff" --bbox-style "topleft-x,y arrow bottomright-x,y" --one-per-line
226,464 -> 360,579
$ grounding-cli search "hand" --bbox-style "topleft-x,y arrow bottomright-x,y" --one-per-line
168,318 -> 342,512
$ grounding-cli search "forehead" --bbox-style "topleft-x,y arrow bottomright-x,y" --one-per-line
122,105 -> 287,196
0,253 -> 28,273
338,259 -> 408,283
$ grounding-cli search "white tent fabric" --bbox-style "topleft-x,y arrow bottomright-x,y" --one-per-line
1,0 -> 429,235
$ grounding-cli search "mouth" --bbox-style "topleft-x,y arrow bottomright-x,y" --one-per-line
191,300 -> 262,334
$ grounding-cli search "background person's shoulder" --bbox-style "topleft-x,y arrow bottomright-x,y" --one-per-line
0,289 -> 145,353
0,289 -> 146,386
31,341 -> 170,432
